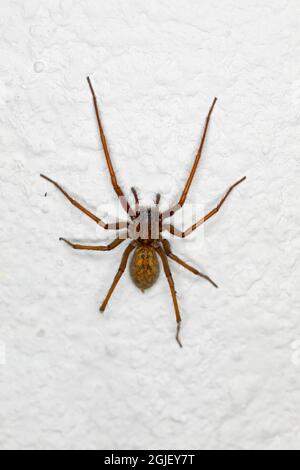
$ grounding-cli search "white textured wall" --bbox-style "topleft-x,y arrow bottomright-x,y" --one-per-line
0,0 -> 300,451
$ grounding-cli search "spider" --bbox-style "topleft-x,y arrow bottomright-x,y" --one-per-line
41,77 -> 246,347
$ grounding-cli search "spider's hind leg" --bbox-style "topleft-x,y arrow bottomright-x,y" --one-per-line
155,245 -> 183,348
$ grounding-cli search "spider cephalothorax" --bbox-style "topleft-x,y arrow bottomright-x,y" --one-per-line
41,77 -> 246,347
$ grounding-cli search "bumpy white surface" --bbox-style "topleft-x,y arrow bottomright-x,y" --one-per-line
1,0 -> 300,451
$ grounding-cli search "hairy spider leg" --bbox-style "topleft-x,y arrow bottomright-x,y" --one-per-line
162,176 -> 246,238
155,245 -> 182,348
161,97 -> 217,220
40,174 -> 128,230
100,241 -> 136,312
87,77 -> 135,218
59,237 -> 126,251
161,239 -> 218,288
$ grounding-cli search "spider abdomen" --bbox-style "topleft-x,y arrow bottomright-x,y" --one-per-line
130,245 -> 160,291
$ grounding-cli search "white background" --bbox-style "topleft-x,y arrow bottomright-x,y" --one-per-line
0,0 -> 300,450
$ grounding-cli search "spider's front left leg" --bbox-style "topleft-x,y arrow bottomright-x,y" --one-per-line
87,77 -> 135,218
155,245 -> 183,348
40,174 -> 128,230
161,176 -> 246,238
100,241 -> 136,312
161,239 -> 218,288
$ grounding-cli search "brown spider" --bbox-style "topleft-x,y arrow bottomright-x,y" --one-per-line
41,77 -> 246,347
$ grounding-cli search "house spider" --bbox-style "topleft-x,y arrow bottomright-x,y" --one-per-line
41,77 -> 246,347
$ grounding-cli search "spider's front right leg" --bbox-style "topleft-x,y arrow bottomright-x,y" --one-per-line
40,174 -> 128,230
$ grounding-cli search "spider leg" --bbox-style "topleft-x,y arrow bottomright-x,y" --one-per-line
40,174 -> 128,230
59,237 -> 126,251
155,245 -> 182,348
87,77 -> 135,218
100,241 -> 136,312
161,176 -> 246,238
161,239 -> 218,288
161,97 -> 217,220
